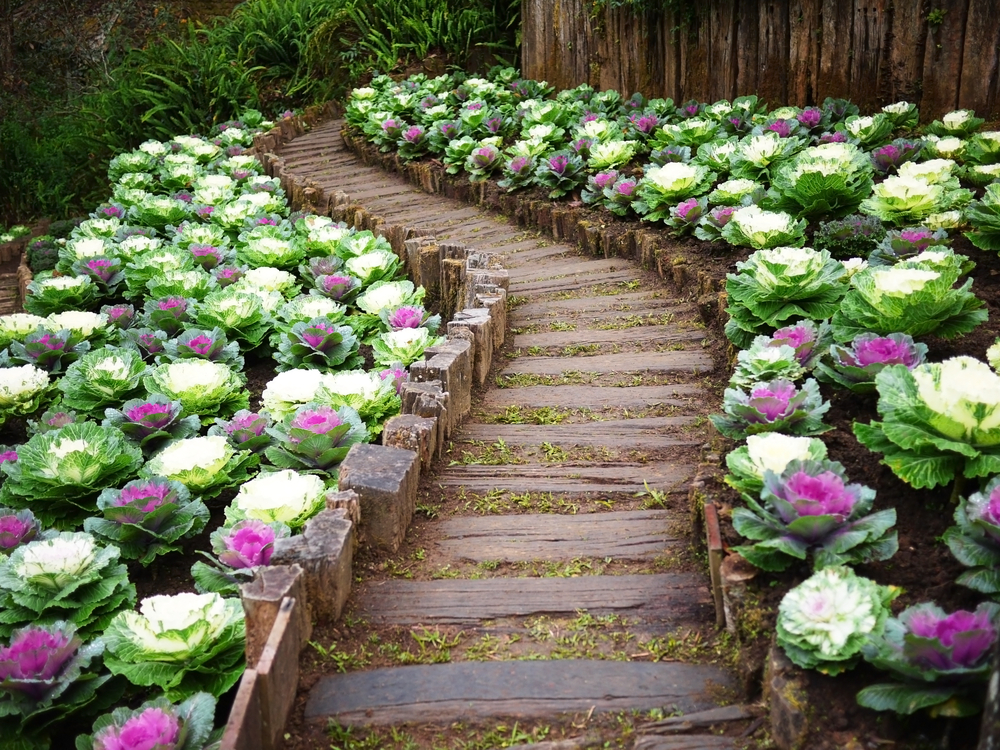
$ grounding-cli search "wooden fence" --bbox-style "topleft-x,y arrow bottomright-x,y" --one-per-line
521,0 -> 1000,120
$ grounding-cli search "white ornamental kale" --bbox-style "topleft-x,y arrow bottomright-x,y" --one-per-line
0,313 -> 45,348
143,359 -> 248,421
634,162 -> 716,222
142,435 -> 256,498
103,592 -> 245,700
777,566 -> 897,674
721,206 -> 807,249
0,364 -> 51,419
236,267 -> 299,296
372,327 -> 444,367
226,469 -> 326,528
261,368 -> 330,421
317,369 -> 401,433
354,280 -> 422,315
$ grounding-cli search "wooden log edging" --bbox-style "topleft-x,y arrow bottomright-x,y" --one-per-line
220,113 -> 510,750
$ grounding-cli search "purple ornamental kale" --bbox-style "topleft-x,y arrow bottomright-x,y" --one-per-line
402,125 -> 425,143
217,520 -> 276,569
943,475 -> 1000,596
870,139 -> 924,175
380,364 -> 408,395
870,226 -> 951,265
104,395 -> 200,450
93,706 -> 181,750
818,131 -> 848,144
190,244 -> 225,270
142,296 -> 190,337
967,481 -> 1000,544
101,304 -> 135,331
666,198 -> 707,236
711,378 -> 831,439
209,409 -> 272,453
899,603 -> 998,671
315,274 -> 357,300
629,113 -> 660,136
438,121 -> 462,140
213,265 -> 245,288
766,119 -> 795,138
0,623 -> 81,700
387,306 -> 424,330
0,508 -> 39,551
97,205 -> 124,219
265,403 -> 367,471
604,176 -> 639,216
381,118 -> 404,140
770,320 -> 829,369
569,137 -> 596,159
288,405 -> 343,443
797,108 -> 823,130
817,332 -> 927,392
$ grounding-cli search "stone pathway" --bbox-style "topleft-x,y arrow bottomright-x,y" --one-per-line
274,120 -> 744,747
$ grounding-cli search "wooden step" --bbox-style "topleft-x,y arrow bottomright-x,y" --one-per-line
437,462 -> 692,494
513,325 -> 704,348
457,417 -> 699,449
434,510 -> 683,561
500,351 -> 713,377
481,385 -> 704,410
507,258 -> 628,281
510,269 -> 643,294
304,660 -> 735,724
357,573 -> 712,626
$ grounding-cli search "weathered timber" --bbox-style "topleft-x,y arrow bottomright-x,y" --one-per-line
509,269 -> 643,295
499,351 -> 713,376
456,417 -> 700,449
358,573 -> 712,625
437,462 -> 693,493
305,660 -> 735,724
639,704 -> 753,734
513,325 -> 704,348
506,258 -> 627,282
434,509 -> 682,561
632,737 -> 734,750
481,384 -> 702,410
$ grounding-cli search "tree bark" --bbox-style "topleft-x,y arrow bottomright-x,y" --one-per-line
0,0 -> 13,88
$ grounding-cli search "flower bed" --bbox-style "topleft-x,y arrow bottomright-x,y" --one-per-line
343,68 -> 1000,745
0,107 -> 471,748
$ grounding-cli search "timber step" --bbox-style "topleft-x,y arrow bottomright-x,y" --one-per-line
357,573 -> 712,626
512,325 -> 704,348
481,384 -> 704,410
499,351 -> 713,376
456,417 -> 700,448
506,258 -> 630,281
433,510 -> 684,561
510,269 -> 645,294
305,660 -> 734,725
436,462 -> 693,494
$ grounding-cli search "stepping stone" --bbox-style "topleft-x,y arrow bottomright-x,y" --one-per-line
357,573 -> 713,625
482,385 -> 703,410
437,462 -> 692,494
457,417 -> 699,449
513,325 -> 704,348
500,352 -> 713,376
305,660 -> 734,724
435,510 -> 683,561
510,269 -> 642,294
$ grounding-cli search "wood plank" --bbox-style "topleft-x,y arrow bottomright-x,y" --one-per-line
481,384 -> 704,410
499,351 -> 713,376
437,462 -> 693,493
513,325 -> 704,348
709,0 -> 738,101
435,509 -> 684,561
305,660 -> 735,724
633,737 -> 734,750
680,10 -> 710,102
457,417 -> 700,449
512,294 -> 688,319
757,0 -> 789,106
357,573 -> 712,625
509,269 -> 643,294
818,0 -> 853,101
850,0 -> 890,113
736,0 -> 760,96
788,0 -> 820,105
507,258 -> 628,282
959,0 -> 1000,117
502,246 -> 577,267
921,0 -> 968,118
887,0 -> 928,105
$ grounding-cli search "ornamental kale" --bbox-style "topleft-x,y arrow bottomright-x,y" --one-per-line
72,256 -> 126,297
225,469 -> 326,529
497,155 -> 536,192
777,566 -> 897,675
732,459 -> 896,571
24,276 -> 101,316
143,360 -> 248,423
193,289 -> 272,351
634,162 -> 716,222
103,395 -> 201,453
730,339 -> 807,390
0,508 -> 39,558
208,410 -> 273,454
142,436 -> 258,500
580,169 -> 619,206
0,422 -> 144,528
397,125 -> 429,161
84,478 -> 209,566
372,327 -> 444,367
191,520 -> 289,597
815,332 -> 928,393
274,318 -> 361,372
6,327 -> 90,374
465,145 -> 502,182
648,145 -> 692,166
870,139 -> 925,175
311,273 -> 361,303
926,109 -> 985,138
693,205 -> 737,242
316,369 -> 401,435
724,246 -> 846,347
0,532 -> 135,638
533,151 -> 586,199
943,476 -> 1000,597
0,621 -> 118,750
141,297 -> 192,338
769,142 -> 875,220
854,358 -> 1000,489
964,183 -> 1000,251
158,327 -> 244,370
724,432 -> 828,498
77,692 -> 217,750
830,260 -> 986,342
265,403 -> 368,473
868,227 -> 951,266
103,592 -> 245,701
858,602 -> 1000,716
720,206 -> 808,250
710,378 -> 831,440
380,304 -> 440,334
604,177 -> 639,216
664,198 -> 708,237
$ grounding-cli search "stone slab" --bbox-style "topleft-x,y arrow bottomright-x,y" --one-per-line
434,510 -> 681,561
305,660 -> 735,724
357,573 -> 712,625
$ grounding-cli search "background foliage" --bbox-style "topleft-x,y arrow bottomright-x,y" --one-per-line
0,0 -> 521,224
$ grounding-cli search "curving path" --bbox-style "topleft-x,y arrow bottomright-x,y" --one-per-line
275,120 -> 745,748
